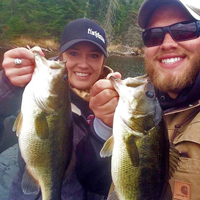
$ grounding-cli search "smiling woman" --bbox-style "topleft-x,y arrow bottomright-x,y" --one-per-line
62,41 -> 105,91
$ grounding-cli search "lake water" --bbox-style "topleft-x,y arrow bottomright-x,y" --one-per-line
0,49 -> 145,77
105,55 -> 145,78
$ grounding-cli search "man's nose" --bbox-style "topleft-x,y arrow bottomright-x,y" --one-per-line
160,33 -> 178,49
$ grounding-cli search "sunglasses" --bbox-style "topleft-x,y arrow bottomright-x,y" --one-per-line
142,20 -> 200,47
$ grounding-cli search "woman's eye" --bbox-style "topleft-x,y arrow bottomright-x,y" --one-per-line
90,53 -> 100,58
69,52 -> 78,56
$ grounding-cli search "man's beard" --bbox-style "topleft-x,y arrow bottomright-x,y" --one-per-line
145,57 -> 200,94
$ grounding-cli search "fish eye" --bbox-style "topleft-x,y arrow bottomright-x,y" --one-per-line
146,91 -> 154,98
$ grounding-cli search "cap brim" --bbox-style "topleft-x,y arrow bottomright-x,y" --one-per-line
138,0 -> 200,29
60,39 -> 108,58
184,3 -> 200,20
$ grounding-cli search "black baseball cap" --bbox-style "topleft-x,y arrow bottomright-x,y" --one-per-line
60,18 -> 108,57
138,0 -> 200,29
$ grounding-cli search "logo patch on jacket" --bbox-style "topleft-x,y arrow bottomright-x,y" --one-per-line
87,114 -> 94,125
174,180 -> 191,200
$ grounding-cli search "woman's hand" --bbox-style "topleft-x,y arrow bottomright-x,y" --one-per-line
2,47 -> 38,87
89,72 -> 121,127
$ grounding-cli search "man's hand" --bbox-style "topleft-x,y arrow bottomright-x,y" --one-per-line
89,72 -> 121,127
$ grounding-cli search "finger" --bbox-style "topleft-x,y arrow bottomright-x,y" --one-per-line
9,73 -> 33,87
90,79 -> 116,98
2,48 -> 35,70
4,47 -> 35,61
106,72 -> 122,79
5,65 -> 35,77
89,93 -> 119,121
90,89 -> 118,107
97,96 -> 119,113
93,97 -> 119,127
3,57 -> 35,70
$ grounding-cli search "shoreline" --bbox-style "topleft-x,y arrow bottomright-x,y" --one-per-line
0,37 -> 144,57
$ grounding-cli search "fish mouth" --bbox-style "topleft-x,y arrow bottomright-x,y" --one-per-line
109,76 -> 123,93
109,75 -> 150,93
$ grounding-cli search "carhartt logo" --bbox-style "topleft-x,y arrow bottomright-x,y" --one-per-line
88,28 -> 105,43
174,180 -> 190,200
181,186 -> 188,195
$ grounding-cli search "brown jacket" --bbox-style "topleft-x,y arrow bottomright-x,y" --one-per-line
164,101 -> 200,200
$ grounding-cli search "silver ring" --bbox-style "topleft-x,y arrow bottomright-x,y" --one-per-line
14,58 -> 22,66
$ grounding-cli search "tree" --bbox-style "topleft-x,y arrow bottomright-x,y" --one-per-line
0,0 -> 144,47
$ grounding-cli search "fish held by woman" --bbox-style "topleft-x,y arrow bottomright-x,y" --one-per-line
13,46 -> 73,200
100,75 -> 179,200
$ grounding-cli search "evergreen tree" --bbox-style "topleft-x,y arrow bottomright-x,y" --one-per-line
0,0 -> 144,47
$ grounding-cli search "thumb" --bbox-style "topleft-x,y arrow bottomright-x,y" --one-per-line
106,72 -> 122,80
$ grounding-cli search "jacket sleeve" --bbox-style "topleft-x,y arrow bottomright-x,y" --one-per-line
0,70 -> 24,117
0,70 -> 24,150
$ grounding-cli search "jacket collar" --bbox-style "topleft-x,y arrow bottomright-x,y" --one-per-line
156,71 -> 200,111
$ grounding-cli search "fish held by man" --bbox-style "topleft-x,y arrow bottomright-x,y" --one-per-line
100,75 -> 179,200
13,46 -> 73,200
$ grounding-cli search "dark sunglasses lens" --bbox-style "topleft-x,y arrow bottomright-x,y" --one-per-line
143,28 -> 164,47
171,21 -> 197,41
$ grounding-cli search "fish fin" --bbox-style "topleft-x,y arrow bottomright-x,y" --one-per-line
107,183 -> 119,200
107,190 -> 119,200
21,168 -> 40,195
126,135 -> 139,167
100,136 -> 114,157
34,97 -> 55,113
169,145 -> 180,178
35,113 -> 49,139
12,112 -> 23,137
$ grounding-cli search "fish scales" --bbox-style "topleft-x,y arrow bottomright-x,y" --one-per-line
14,47 -> 73,200
101,75 -> 170,200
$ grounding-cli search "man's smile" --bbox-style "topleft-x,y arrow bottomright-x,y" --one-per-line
161,57 -> 182,64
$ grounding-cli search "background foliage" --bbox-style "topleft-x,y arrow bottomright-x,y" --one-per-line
0,0 -> 144,47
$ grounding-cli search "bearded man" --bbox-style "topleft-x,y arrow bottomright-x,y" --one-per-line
138,0 -> 200,199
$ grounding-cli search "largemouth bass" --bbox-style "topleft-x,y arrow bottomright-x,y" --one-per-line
13,47 -> 73,200
101,75 -> 174,200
